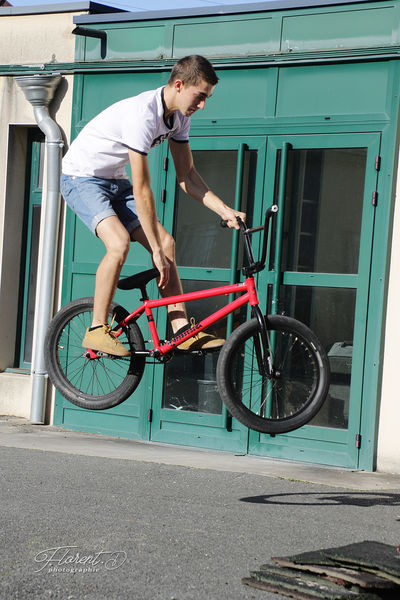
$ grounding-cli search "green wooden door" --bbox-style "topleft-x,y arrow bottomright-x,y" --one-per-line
149,136 -> 266,452
249,133 -> 381,468
53,73 -> 167,438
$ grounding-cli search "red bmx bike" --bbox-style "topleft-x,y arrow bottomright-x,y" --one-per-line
45,206 -> 330,434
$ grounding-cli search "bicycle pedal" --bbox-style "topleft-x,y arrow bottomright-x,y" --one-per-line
97,351 -> 115,358
84,349 -> 118,360
174,348 -> 211,356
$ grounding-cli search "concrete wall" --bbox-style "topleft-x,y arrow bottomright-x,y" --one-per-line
0,12 -> 77,65
377,138 -> 400,474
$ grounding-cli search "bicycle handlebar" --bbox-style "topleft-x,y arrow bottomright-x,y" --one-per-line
220,204 -> 278,275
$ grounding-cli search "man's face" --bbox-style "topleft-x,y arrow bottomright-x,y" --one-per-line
176,79 -> 215,117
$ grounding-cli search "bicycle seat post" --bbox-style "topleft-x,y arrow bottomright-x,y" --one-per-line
140,286 -> 149,302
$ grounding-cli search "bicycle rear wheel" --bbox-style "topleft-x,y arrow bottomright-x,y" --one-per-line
45,297 -> 145,410
216,315 -> 330,434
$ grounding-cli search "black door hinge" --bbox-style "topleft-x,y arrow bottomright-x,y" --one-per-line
372,191 -> 378,207
147,409 -> 153,422
163,156 -> 169,171
161,189 -> 166,204
375,155 -> 381,171
355,433 -> 362,449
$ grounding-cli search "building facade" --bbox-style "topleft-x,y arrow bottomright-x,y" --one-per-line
0,1 -> 123,418
1,0 -> 400,473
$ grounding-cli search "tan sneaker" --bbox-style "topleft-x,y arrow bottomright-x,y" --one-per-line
175,319 -> 225,352
82,324 -> 130,357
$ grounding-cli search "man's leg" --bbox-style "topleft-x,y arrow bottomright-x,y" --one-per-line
82,215 -> 131,356
93,216 -> 131,325
131,223 -> 188,333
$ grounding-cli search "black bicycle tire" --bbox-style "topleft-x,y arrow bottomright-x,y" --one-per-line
45,297 -> 146,410
216,315 -> 330,434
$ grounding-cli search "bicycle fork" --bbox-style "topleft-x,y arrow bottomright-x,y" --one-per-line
251,306 -> 271,367
251,306 -> 275,418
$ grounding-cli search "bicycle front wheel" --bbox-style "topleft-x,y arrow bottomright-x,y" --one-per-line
216,315 -> 330,434
45,297 -> 145,410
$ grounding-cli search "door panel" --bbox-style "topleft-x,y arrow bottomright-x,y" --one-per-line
150,137 -> 266,451
251,133 -> 380,468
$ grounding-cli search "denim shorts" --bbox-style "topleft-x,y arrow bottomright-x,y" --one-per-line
60,174 -> 141,236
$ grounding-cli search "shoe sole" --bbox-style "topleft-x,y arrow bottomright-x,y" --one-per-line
82,343 -> 130,358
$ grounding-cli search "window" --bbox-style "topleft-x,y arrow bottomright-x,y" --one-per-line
15,131 -> 44,369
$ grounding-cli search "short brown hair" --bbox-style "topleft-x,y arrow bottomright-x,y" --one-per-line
168,55 -> 219,87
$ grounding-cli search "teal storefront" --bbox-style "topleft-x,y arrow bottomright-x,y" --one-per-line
54,0 -> 400,470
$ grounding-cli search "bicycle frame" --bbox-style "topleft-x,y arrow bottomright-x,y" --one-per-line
117,276 -> 260,358
107,204 -> 278,360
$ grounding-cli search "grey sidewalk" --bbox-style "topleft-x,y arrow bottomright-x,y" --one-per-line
1,416 -> 400,490
1,416 -> 400,600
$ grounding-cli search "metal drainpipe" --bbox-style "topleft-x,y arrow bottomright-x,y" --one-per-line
14,74 -> 63,424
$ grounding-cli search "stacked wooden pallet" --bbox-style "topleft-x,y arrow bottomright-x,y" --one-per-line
242,541 -> 400,599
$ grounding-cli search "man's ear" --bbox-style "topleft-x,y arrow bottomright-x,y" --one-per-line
174,79 -> 184,93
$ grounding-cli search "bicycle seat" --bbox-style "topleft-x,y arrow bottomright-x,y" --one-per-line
117,267 -> 160,291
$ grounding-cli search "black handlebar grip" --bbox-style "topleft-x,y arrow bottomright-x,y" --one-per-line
220,215 -> 245,228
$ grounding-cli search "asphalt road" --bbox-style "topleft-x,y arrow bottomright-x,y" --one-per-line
1,444 -> 400,600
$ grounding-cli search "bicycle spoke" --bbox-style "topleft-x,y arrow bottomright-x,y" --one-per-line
233,328 -> 318,422
53,308 -> 134,398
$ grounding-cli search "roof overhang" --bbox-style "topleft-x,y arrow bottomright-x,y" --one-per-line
73,0 -> 380,25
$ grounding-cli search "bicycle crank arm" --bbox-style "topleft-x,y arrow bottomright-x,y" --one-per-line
173,348 -> 217,356
84,349 -> 127,360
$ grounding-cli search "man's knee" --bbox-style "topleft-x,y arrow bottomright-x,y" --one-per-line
162,233 -> 175,259
96,218 -> 131,262
105,233 -> 130,262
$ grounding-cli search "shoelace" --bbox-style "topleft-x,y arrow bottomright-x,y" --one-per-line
104,315 -> 120,345
190,316 -> 200,340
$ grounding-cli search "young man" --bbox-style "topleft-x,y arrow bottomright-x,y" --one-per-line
61,55 -> 245,356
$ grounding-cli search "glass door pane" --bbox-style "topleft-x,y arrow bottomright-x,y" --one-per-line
174,148 -> 257,269
278,285 -> 356,429
280,148 -> 367,274
162,279 -> 226,414
23,204 -> 41,364
17,134 -> 44,369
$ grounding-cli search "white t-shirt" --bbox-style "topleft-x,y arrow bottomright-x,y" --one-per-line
62,86 -> 191,179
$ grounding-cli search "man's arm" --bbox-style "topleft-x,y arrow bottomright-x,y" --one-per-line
128,149 -> 169,288
168,140 -> 246,228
